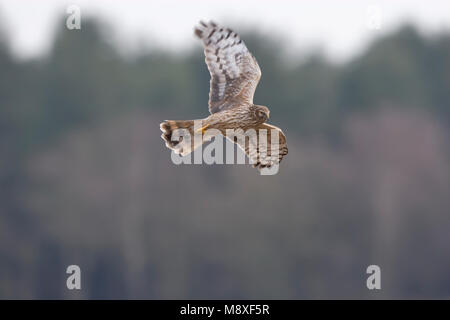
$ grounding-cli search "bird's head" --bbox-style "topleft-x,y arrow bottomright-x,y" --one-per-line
254,105 -> 270,122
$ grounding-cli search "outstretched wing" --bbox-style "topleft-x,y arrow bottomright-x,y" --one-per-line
227,123 -> 288,171
194,21 -> 262,114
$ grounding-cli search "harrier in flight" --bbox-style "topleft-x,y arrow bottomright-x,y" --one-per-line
160,21 -> 288,171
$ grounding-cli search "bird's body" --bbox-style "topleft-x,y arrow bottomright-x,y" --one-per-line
160,21 -> 288,171
204,104 -> 268,132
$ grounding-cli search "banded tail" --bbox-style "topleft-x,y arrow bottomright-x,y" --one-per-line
160,120 -> 214,156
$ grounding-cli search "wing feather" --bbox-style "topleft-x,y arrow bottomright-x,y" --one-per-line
227,123 -> 288,171
194,21 -> 262,114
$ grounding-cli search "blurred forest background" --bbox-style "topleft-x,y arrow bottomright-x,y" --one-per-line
1,15 -> 450,299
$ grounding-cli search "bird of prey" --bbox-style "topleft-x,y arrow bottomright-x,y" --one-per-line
160,21 -> 288,171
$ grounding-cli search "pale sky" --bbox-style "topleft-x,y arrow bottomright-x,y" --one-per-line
1,0 -> 450,62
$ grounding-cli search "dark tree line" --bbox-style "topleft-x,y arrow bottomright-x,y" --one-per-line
1,17 -> 450,298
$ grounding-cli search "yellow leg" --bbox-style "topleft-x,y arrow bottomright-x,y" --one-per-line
195,124 -> 210,134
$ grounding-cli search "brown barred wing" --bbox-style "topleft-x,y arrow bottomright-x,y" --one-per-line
226,123 -> 288,171
194,21 -> 262,114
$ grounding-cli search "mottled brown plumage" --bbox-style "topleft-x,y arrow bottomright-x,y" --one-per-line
160,21 -> 288,170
